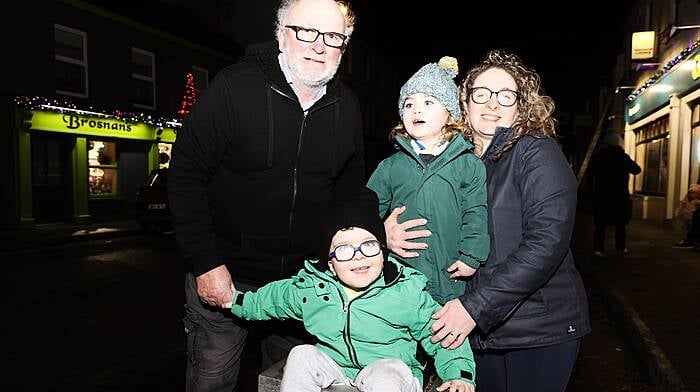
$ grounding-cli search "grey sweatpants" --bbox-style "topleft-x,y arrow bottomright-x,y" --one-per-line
280,345 -> 422,392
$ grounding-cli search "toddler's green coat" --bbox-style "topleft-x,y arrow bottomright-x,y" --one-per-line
367,134 -> 489,304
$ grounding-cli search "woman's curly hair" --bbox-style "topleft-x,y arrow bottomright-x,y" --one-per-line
459,50 -> 557,159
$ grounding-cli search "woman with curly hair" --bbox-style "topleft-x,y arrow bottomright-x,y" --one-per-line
424,50 -> 591,391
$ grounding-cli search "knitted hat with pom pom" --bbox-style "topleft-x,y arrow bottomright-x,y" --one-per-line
398,56 -> 461,121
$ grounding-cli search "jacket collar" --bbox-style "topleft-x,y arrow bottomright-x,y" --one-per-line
481,126 -> 514,160
394,134 -> 474,169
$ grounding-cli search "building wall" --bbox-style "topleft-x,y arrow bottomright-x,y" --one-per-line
618,0 -> 700,224
3,1 -> 239,228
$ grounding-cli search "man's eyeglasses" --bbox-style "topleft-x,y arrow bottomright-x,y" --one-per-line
329,240 -> 383,262
469,87 -> 519,107
285,25 -> 347,49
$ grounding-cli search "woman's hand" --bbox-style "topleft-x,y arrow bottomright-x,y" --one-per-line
384,206 -> 431,258
431,299 -> 477,349
436,379 -> 474,392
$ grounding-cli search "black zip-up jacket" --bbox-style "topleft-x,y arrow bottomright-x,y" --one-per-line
168,42 -> 365,283
462,127 -> 590,350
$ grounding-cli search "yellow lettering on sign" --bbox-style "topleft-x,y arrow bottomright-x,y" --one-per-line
692,54 -> 700,80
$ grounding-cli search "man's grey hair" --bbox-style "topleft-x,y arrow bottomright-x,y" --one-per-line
275,0 -> 355,41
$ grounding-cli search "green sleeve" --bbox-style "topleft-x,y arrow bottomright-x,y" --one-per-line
230,278 -> 303,321
458,155 -> 490,268
409,289 -> 476,385
367,159 -> 393,219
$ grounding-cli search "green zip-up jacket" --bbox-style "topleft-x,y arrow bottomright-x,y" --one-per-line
367,134 -> 489,304
231,257 -> 476,385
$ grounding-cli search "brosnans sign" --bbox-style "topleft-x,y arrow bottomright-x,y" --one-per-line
28,110 -> 176,141
63,114 -> 133,132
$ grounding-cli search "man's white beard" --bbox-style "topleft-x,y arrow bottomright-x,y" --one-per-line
282,46 -> 340,88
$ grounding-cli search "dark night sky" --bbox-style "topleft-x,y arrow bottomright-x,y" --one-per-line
350,0 -> 637,108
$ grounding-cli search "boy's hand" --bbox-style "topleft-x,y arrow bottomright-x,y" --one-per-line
447,260 -> 477,278
221,282 -> 237,309
436,379 -> 474,392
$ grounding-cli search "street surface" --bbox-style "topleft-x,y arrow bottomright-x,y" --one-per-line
1,233 -> 653,391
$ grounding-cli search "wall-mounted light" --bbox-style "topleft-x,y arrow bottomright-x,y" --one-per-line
669,24 -> 700,38
615,86 -> 636,94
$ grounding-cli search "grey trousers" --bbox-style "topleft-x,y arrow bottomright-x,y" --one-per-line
184,273 -> 309,392
280,345 -> 422,392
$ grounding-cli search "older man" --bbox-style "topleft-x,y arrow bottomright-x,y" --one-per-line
168,0 -> 363,390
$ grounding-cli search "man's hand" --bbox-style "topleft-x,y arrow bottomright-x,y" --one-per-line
430,299 -> 476,349
196,265 -> 234,307
222,282 -> 237,309
447,261 -> 477,279
436,379 -> 474,392
384,206 -> 431,258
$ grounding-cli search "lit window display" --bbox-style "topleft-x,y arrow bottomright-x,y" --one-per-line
158,143 -> 171,168
88,140 -> 118,196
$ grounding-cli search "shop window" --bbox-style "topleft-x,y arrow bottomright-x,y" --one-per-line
132,47 -> 156,109
158,143 -> 171,169
690,103 -> 700,185
192,66 -> 209,97
54,24 -> 88,98
88,140 -> 118,196
635,117 -> 669,195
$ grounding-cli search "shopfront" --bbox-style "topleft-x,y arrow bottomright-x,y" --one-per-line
625,39 -> 700,224
14,100 -> 178,227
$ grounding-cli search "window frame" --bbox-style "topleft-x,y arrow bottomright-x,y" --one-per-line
87,140 -> 120,198
191,65 -> 209,97
54,24 -> 89,98
131,47 -> 157,110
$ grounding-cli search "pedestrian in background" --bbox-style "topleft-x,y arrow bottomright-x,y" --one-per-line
590,132 -> 641,257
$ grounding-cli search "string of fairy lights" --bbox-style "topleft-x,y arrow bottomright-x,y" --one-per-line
626,36 -> 700,103
13,96 -> 183,128
13,72 -> 197,128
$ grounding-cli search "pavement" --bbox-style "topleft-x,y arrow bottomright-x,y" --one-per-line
0,219 -> 143,253
571,210 -> 698,392
2,210 -> 698,391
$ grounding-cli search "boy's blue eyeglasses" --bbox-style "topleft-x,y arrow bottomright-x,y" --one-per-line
329,240 -> 384,262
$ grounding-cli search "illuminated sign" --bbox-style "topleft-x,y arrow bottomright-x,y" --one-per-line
631,31 -> 656,60
29,110 -> 177,142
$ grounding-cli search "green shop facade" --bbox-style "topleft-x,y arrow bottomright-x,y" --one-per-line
14,106 -> 178,228
624,39 -> 700,224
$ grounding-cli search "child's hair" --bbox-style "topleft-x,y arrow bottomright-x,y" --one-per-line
389,115 -> 466,142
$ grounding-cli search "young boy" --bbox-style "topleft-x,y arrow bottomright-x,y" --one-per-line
222,187 -> 476,392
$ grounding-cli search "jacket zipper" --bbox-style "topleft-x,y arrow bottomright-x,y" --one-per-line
337,270 -> 403,368
270,85 -> 340,274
